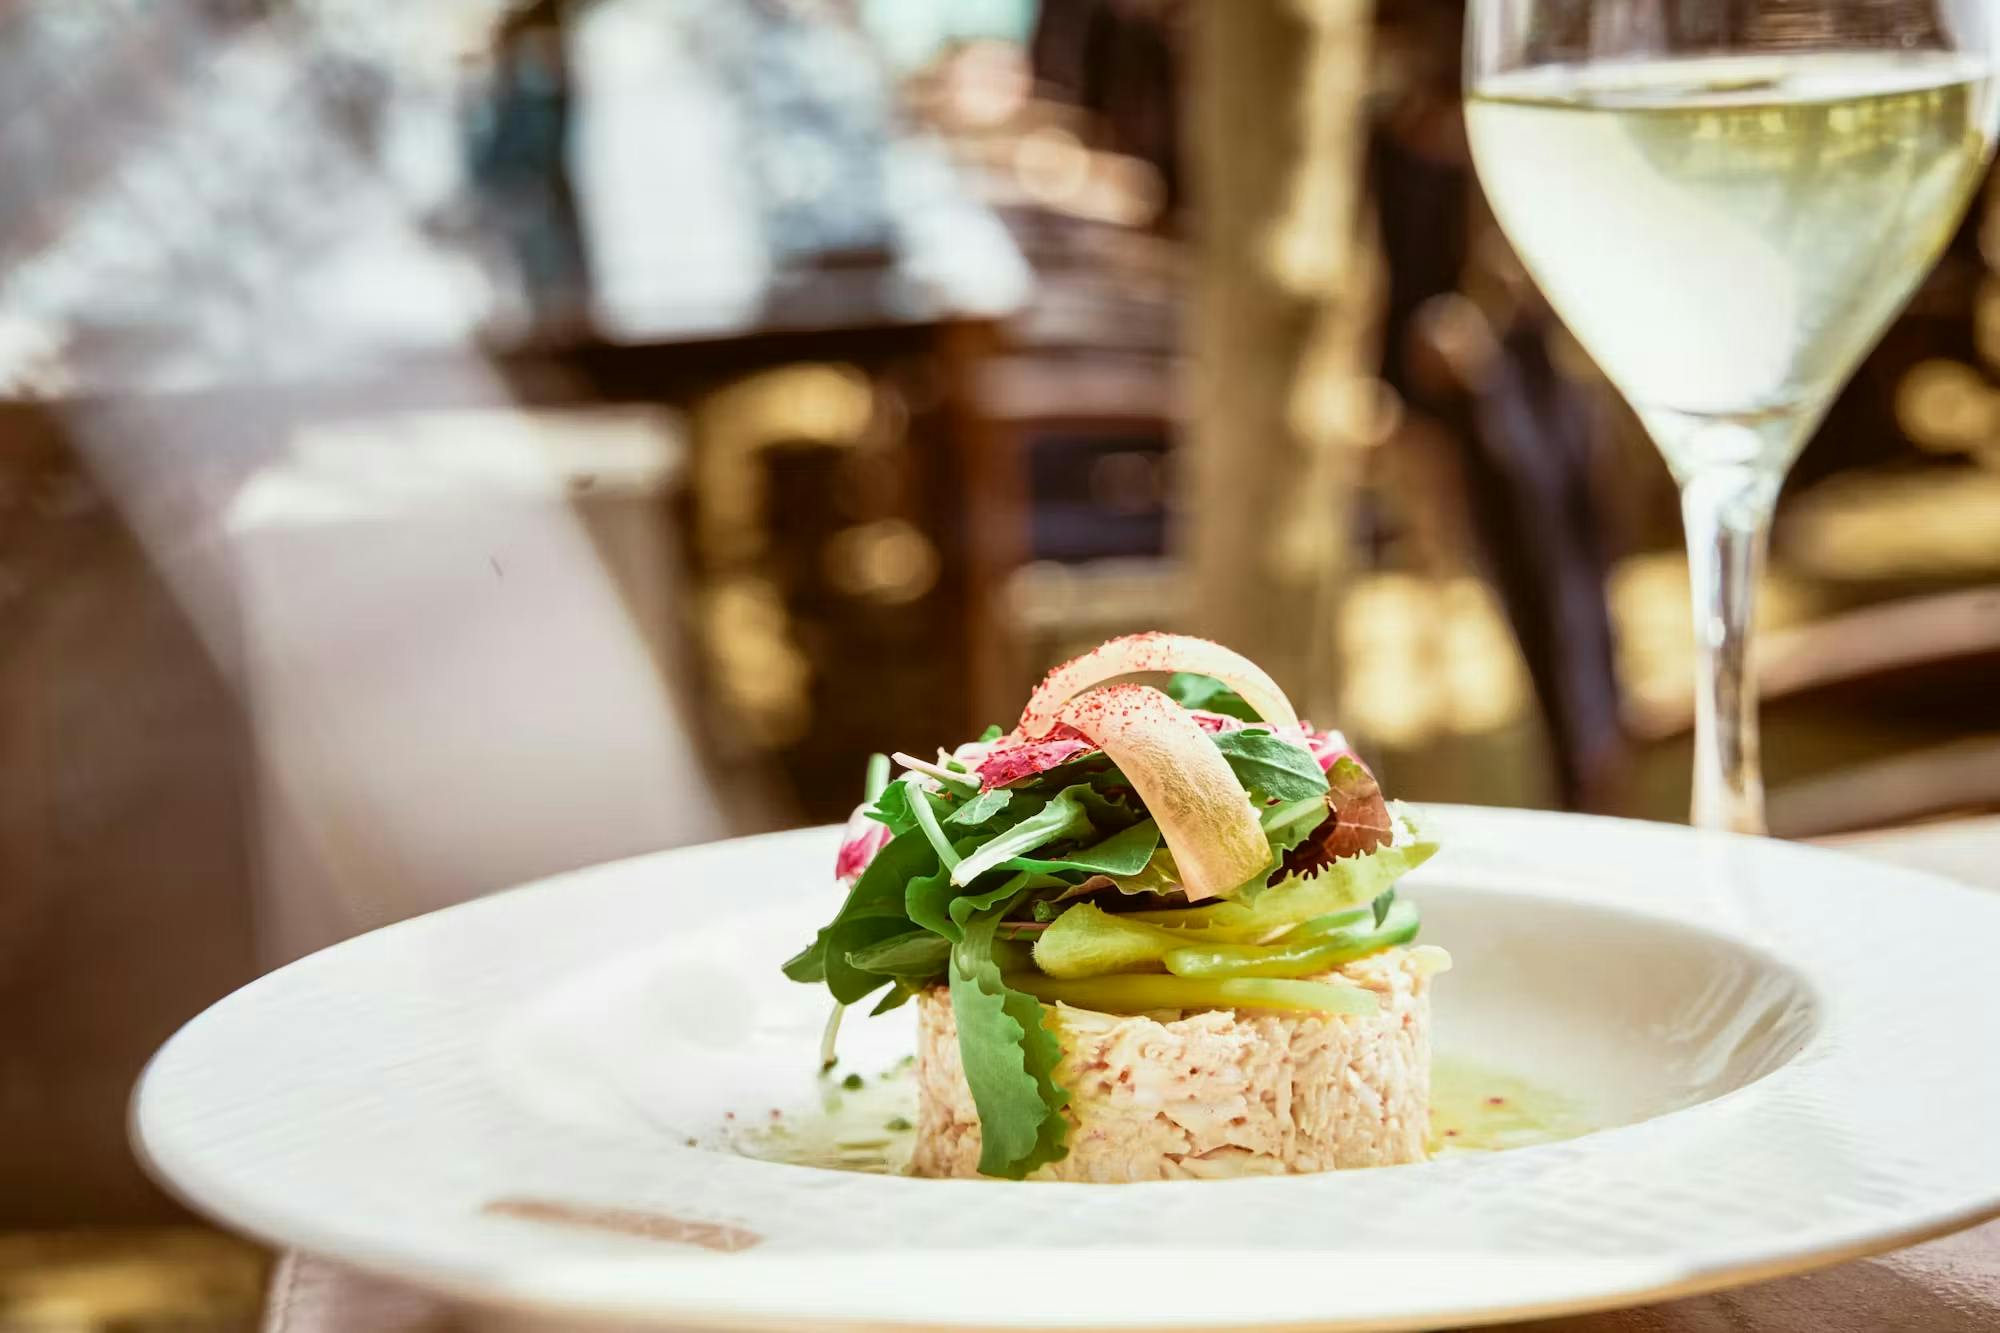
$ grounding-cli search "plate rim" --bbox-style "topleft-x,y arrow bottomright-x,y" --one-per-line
131,806 -> 2000,1331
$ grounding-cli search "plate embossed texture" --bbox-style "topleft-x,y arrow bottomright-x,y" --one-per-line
133,808 -> 2000,1331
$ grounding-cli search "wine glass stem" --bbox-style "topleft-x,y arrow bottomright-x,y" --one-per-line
1679,464 -> 1781,835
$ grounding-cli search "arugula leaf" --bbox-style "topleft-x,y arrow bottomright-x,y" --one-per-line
977,724 -> 1005,742
1166,672 -> 1262,722
1104,845 -> 1181,895
845,930 -> 951,977
866,779 -> 917,834
948,875 -> 1046,933
781,938 -> 827,982
950,784 -> 1097,886
1030,847 -> 1184,919
946,786 -> 1016,828
870,982 -> 919,1016
785,826 -> 935,1003
1071,777 -> 1143,831
1001,818 -> 1160,878
1212,730 -> 1330,805
904,854 -> 964,939
1371,886 -> 1396,929
950,895 -> 1070,1178
824,917 -> 920,1004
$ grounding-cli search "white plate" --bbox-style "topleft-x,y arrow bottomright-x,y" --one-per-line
133,806 -> 2000,1331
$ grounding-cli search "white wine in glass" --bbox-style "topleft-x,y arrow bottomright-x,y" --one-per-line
1463,4 -> 2000,833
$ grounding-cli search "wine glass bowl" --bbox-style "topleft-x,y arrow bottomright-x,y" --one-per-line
1463,0 -> 2000,832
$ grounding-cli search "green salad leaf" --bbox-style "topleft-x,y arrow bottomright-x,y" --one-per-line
950,784 -> 1096,885
1211,729 -> 1329,805
1070,777 -> 1144,831
1102,845 -> 1181,895
869,982 -> 918,1016
1371,886 -> 1396,928
866,779 -> 918,834
788,738 -> 1436,1181
1166,672 -> 1262,722
904,852 -> 966,939
1000,818 -> 1160,878
1029,847 -> 1183,920
949,894 -> 1070,1178
946,786 -> 1017,828
785,825 -> 939,1003
845,929 -> 951,977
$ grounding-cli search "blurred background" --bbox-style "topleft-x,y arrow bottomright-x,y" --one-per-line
1,0 -> 1996,1326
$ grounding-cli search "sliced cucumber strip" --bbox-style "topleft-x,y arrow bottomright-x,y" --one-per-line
1003,972 -> 1380,1017
1163,899 -> 1420,979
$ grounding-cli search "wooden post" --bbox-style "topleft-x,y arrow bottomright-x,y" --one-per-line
1183,0 -> 1379,720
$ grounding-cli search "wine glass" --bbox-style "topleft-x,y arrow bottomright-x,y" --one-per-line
1463,0 -> 2000,832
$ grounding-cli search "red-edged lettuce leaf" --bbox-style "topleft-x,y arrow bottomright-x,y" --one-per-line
1277,757 -> 1394,880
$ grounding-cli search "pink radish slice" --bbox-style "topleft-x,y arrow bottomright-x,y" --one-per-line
1017,632 -> 1299,740
834,803 -> 892,884
975,710 -> 1247,789
1054,685 -> 1270,902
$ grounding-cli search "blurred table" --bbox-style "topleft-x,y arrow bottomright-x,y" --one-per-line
258,818 -> 2000,1333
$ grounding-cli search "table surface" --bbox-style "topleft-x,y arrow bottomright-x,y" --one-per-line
264,817 -> 2000,1333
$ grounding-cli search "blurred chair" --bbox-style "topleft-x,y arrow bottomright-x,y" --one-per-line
0,405 -> 259,1225
0,388 -> 737,1225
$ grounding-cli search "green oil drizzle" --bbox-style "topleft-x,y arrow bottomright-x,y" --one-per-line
739,1053 -> 1591,1174
1428,1053 -> 1596,1155
735,1063 -> 919,1175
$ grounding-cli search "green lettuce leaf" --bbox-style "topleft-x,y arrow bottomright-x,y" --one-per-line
1071,777 -> 1144,831
1104,845 -> 1181,895
1371,886 -> 1396,928
1165,672 -> 1262,722
949,894 -> 1070,1178
1000,818 -> 1160,878
950,784 -> 1097,885
865,779 -> 918,834
946,786 -> 1015,828
1030,847 -> 1183,920
845,929 -> 951,977
784,826 -> 936,1003
1212,730 -> 1330,805
870,982 -> 919,1016
905,853 -> 966,939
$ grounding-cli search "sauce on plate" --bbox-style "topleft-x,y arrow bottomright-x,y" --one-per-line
737,1052 -> 1593,1173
